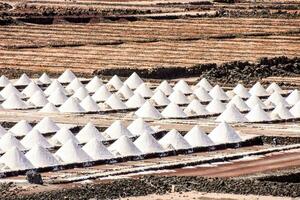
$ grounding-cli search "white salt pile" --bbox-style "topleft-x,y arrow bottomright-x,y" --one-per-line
39,73 -> 52,85
150,89 -> 171,106
57,69 -> 76,83
0,75 -> 11,87
22,82 -> 43,97
286,89 -> 300,106
82,138 -> 114,160
80,96 -> 101,112
134,132 -> 164,154
109,135 -> 142,157
92,85 -> 112,102
21,129 -> 52,149
206,98 -> 226,114
249,82 -> 268,97
271,103 -> 294,120
2,94 -> 28,109
290,101 -> 300,117
127,118 -> 155,136
107,75 -> 123,90
184,125 -> 214,147
72,87 -> 89,101
156,80 -> 173,96
124,72 -> 144,89
209,85 -> 229,101
59,97 -> 85,113
28,91 -> 49,107
266,82 -> 283,94
173,80 -> 193,94
227,95 -> 250,112
51,127 -> 79,145
208,121 -> 242,144
66,78 -> 84,92
117,84 -> 134,99
1,83 -> 24,99
134,83 -> 153,98
161,102 -> 187,118
33,117 -> 60,133
125,93 -> 146,108
135,101 -> 162,119
9,120 -> 32,137
184,99 -> 209,116
193,87 -> 212,102
0,147 -> 33,170
233,83 -> 250,98
14,73 -> 32,86
103,120 -> 133,139
168,90 -> 189,104
246,95 -> 267,109
76,122 -> 106,143
267,91 -> 289,107
47,88 -> 68,105
25,145 -> 60,168
44,80 -> 67,96
196,78 -> 213,91
245,104 -> 271,122
0,132 -> 26,151
85,76 -> 103,93
159,129 -> 191,150
216,104 -> 248,123
39,102 -> 59,113
104,94 -> 127,110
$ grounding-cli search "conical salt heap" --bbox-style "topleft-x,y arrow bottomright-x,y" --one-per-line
2,94 -> 27,109
159,129 -> 191,150
0,83 -> 24,99
47,88 -> 68,105
0,75 -> 11,87
0,132 -> 26,151
266,82 -> 284,94
51,127 -> 79,145
286,89 -> 300,106
267,91 -> 289,107
134,83 -> 154,98
124,72 -> 144,89
66,78 -> 84,92
82,138 -> 114,160
0,93 -> 5,102
108,135 -> 142,157
55,139 -> 92,163
92,85 -> 112,102
85,76 -> 103,93
22,82 -> 43,98
0,125 -> 7,138
57,69 -> 76,83
76,122 -> 106,143
168,90 -> 189,105
150,89 -> 170,106
209,85 -> 229,101
209,121 -> 242,144
21,129 -> 52,149
161,102 -> 187,118
25,145 -> 59,168
249,82 -> 268,97
80,96 -> 100,112
233,83 -> 250,98
103,120 -> 133,140
216,104 -> 248,123
206,98 -> 226,114
184,99 -> 209,116
271,103 -> 294,120
37,118 -> 57,135
227,95 -> 250,112
117,84 -> 134,99
127,118 -> 155,136
246,95 -> 267,109
184,125 -> 214,147
194,87 -> 212,102
39,73 -> 52,85
9,120 -> 32,137
14,73 -> 32,86
107,75 -> 123,90
44,80 -> 67,96
104,94 -> 127,110
72,87 -> 89,101
173,80 -> 193,94
125,93 -> 146,108
59,97 -> 85,113
0,147 -> 33,170
134,132 -> 164,154
196,78 -> 213,91
245,104 -> 271,122
135,101 -> 162,119
28,91 -> 49,107
39,103 -> 59,113
290,101 -> 300,117
156,80 -> 173,96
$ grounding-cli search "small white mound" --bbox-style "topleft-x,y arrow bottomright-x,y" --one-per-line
134,83 -> 153,98
51,127 -> 79,145
22,82 -> 43,97
80,96 -> 101,112
161,102 -> 187,118
59,97 -> 85,113
173,80 -> 193,94
66,78 -> 84,92
206,99 -> 226,114
127,118 -> 155,136
194,87 -> 212,102
9,120 -> 32,137
85,76 -> 103,93
14,73 -> 32,86
245,104 -> 271,122
156,80 -> 173,96
44,80 -> 67,96
0,132 -> 26,151
117,84 -> 134,99
134,132 -> 164,154
209,121 -> 242,144
159,129 -> 191,150
55,139 -> 92,163
33,117 -> 59,134
233,84 -> 250,98
0,147 -> 33,170
28,91 -> 48,107
168,90 -> 189,105
208,85 -> 229,101
108,135 -> 142,157
47,88 -> 68,105
0,83 -> 24,99
57,69 -> 76,83
76,122 -> 106,143
39,103 -> 59,113
267,91 -> 289,107
72,87 -> 89,101
246,95 -> 267,109
25,145 -> 59,168
135,101 -> 162,119
249,82 -> 268,97
216,104 -> 248,123
184,125 -> 214,147
104,94 -> 127,110
2,94 -> 27,109
82,138 -> 114,160
271,103 -> 294,120
196,78 -> 213,91
286,89 -> 300,106
184,99 -> 209,116
104,120 -> 133,139
150,89 -> 170,106
39,73 -> 52,85
0,125 -> 7,138
125,93 -> 146,108
92,85 -> 112,102
290,101 -> 300,117
124,72 -> 144,89
107,75 -> 123,90
21,129 -> 52,149
227,95 -> 250,112
0,75 -> 11,87
266,82 -> 283,94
